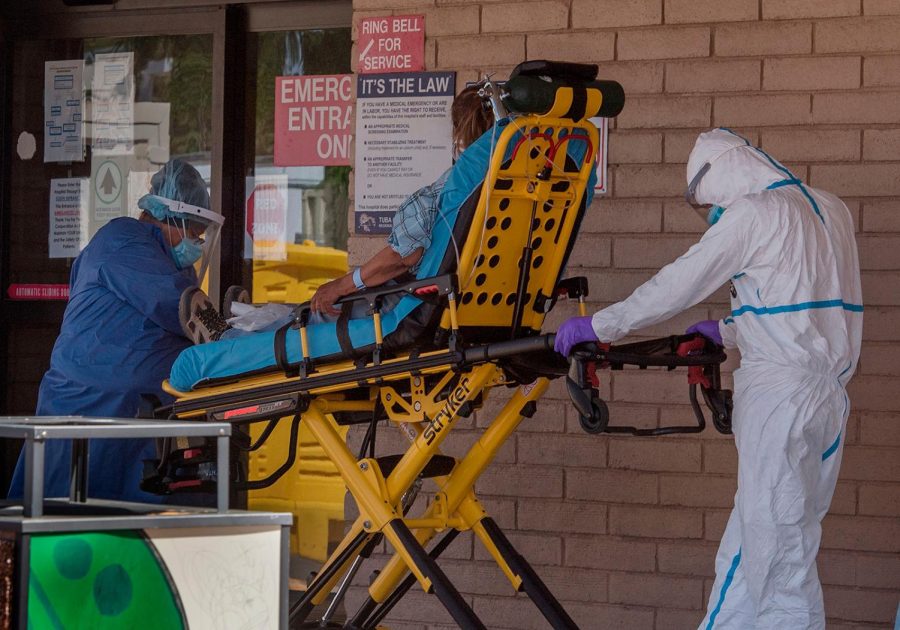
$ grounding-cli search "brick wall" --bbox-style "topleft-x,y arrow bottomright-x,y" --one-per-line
346,0 -> 900,627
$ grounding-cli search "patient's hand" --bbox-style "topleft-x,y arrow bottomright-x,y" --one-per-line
310,276 -> 352,317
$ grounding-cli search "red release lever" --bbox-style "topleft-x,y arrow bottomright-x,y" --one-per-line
677,337 -> 712,389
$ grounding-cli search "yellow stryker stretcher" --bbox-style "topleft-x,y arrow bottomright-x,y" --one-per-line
145,61 -> 732,629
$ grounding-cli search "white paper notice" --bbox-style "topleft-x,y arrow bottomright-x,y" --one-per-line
49,178 -> 89,258
91,52 -> 134,154
354,71 -> 455,234
589,116 -> 610,194
44,60 -> 85,163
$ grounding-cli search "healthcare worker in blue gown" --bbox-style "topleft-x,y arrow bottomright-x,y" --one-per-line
8,158 -> 223,503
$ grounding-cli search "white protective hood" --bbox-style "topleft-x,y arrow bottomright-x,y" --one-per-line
686,128 -> 788,208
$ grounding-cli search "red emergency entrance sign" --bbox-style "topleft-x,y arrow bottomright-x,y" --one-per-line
274,74 -> 353,166
358,15 -> 424,74
7,284 -> 69,300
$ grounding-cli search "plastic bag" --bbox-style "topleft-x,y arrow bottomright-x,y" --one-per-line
226,302 -> 294,332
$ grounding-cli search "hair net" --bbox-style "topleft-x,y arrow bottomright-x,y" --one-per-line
138,158 -> 211,222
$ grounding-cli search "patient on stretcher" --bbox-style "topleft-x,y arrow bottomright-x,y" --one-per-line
169,85 -> 598,392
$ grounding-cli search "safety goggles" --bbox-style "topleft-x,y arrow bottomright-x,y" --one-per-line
685,162 -> 711,207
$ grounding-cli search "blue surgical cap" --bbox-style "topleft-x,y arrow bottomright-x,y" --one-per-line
137,158 -> 210,222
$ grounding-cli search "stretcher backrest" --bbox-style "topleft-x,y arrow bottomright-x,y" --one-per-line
450,112 -> 598,338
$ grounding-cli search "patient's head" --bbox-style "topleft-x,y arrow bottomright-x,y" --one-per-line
452,85 -> 495,156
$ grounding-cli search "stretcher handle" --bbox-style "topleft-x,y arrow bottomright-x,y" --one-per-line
565,334 -> 732,436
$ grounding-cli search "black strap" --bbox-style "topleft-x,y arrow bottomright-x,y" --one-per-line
335,301 -> 355,355
274,321 -> 293,372
567,85 -> 587,122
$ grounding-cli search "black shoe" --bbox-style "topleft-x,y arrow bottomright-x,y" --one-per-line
179,287 -> 230,344
222,284 -> 251,319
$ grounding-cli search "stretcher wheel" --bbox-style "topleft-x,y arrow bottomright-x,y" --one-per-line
579,397 -> 609,434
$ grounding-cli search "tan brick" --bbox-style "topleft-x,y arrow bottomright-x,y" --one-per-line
480,496 -> 517,529
863,54 -> 900,86
612,369 -> 706,407
858,483 -> 900,516
476,464 -> 563,497
865,0 -> 900,14
618,26 -> 711,61
440,560 -> 522,597
666,59 -> 761,93
828,481 -> 857,516
858,412 -> 900,445
532,565 -> 610,603
823,586 -> 899,624
617,95 -> 711,130
664,129 -> 703,164
817,17 -> 900,53
764,0 -> 860,19
657,541 -> 718,576
482,1 -> 569,33
353,0 -> 434,9
817,549 -> 858,586
858,235 -> 900,270
614,236 -> 702,268
572,0 -> 662,28
764,56 -> 861,91
566,467 -> 659,503
563,602 -> 656,630
569,235 -> 613,268
855,553 -> 900,589
474,530 -> 562,565
614,164 -> 690,198
704,509 -> 731,541
862,128 -> 900,160
610,505 -> 703,538
420,5 -> 480,37
815,88 -> 900,125
436,35 -> 525,69
517,498 -> 608,534
715,94 -> 812,126
849,374 -> 900,411
655,609 -> 706,629
842,446 -> 900,481
810,164 -> 900,197
596,61 -> 665,94
660,474 -> 736,508
517,432 -> 607,467
608,130 -> 663,164
666,0 -> 757,24
585,269 -> 657,302
760,129 -> 861,162
861,307 -> 900,341
609,437 -> 701,472
714,21 -> 812,56
821,514 -> 900,552
609,571 -> 704,609
526,31 -> 616,63
564,534 -> 657,571
862,201 -> 900,233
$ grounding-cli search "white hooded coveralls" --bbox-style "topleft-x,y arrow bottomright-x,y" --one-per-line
591,129 -> 862,629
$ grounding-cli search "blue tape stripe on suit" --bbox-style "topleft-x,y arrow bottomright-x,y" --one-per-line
706,549 -> 742,630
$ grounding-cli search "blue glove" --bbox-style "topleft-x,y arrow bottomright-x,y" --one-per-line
554,316 -> 599,356
686,320 -> 723,346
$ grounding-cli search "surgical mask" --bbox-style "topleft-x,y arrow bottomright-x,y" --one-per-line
171,237 -> 203,269
707,205 -> 726,226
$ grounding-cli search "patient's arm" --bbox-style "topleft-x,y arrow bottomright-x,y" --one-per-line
310,245 -> 423,316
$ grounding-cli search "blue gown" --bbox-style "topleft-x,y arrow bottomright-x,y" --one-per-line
8,217 -> 196,503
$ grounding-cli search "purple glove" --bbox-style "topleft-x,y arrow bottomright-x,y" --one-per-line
686,320 -> 723,346
555,316 -> 599,356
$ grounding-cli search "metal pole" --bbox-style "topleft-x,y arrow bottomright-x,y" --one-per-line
69,438 -> 89,502
23,438 -> 45,518
216,433 -> 229,512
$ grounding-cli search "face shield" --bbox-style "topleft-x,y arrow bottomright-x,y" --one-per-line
145,194 -> 224,283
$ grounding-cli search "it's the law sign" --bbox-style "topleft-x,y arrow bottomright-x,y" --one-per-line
274,74 -> 353,166
358,15 -> 424,74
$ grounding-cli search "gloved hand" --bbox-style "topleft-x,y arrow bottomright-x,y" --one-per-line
554,316 -> 599,356
686,320 -> 723,346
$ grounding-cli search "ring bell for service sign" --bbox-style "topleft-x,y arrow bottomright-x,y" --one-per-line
358,15 -> 424,74
274,74 -> 353,166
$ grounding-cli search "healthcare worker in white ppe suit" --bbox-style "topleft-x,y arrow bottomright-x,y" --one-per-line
555,128 -> 863,629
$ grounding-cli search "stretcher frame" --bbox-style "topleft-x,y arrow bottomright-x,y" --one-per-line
151,62 -> 728,629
